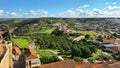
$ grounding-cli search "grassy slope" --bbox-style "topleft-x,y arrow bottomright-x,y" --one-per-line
12,38 -> 32,48
42,27 -> 56,34
31,27 -> 56,34
37,50 -> 55,58
76,31 -> 96,35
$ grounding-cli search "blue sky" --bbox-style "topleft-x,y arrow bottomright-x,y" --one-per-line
0,0 -> 120,18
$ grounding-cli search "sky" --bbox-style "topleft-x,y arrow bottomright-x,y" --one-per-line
0,0 -> 120,18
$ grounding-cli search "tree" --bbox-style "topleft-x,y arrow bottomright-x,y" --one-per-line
74,57 -> 83,62
85,34 -> 90,39
97,35 -> 103,42
51,29 -> 64,36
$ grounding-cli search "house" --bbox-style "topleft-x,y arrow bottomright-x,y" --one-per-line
102,39 -> 115,44
29,42 -> 36,50
101,39 -> 120,54
12,46 -> 26,68
107,46 -> 120,54
115,38 -> 120,44
39,60 -> 75,68
59,23 -> 68,31
101,43 -> 120,54
12,47 -> 21,60
24,49 -> 41,68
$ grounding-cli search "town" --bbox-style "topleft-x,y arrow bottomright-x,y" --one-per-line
0,18 -> 120,68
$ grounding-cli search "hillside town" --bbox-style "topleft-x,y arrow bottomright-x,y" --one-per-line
0,18 -> 120,68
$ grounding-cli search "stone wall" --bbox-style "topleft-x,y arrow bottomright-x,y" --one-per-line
0,42 -> 13,68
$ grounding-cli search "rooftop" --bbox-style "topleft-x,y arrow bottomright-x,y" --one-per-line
102,39 -> 115,44
39,60 -> 75,68
24,49 -> 38,60
76,62 -> 120,68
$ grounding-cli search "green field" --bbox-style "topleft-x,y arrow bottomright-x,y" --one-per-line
76,31 -> 96,35
31,27 -> 56,34
42,27 -> 56,34
12,38 -> 32,48
37,50 -> 56,58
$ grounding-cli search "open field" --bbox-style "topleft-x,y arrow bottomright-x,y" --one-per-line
31,27 -> 56,34
12,38 -> 32,48
36,50 -> 56,58
43,27 -> 56,34
76,31 -> 96,35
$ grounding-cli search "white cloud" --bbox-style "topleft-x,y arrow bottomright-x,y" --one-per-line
76,9 -> 83,14
104,6 -> 120,10
29,10 -> 36,15
80,5 -> 89,8
0,9 -> 17,17
24,9 -> 48,17
8,12 -> 17,16
105,2 -> 117,5
57,5 -> 120,17
0,10 -> 4,16
105,3 -> 109,5
19,8 -> 22,11
1,5 -> 120,18
5,12 -> 17,17
112,2 -> 117,4
58,10 -> 76,17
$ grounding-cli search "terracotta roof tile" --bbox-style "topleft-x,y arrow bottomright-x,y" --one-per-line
92,64 -> 105,68
109,62 -> 120,68
39,60 -> 75,68
76,63 -> 92,68
103,40 -> 115,44
25,49 -> 38,60
76,62 -> 120,68
13,47 -> 21,55
108,46 -> 120,52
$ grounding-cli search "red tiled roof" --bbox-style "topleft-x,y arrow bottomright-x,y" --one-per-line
115,39 -> 120,44
102,40 -> 115,44
109,62 -> 120,68
76,63 -> 92,68
25,49 -> 38,60
92,64 -> 105,68
13,47 -> 21,55
39,60 -> 75,68
108,46 -> 120,52
76,62 -> 120,68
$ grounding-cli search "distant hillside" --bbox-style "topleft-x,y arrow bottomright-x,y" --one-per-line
0,18 -> 120,33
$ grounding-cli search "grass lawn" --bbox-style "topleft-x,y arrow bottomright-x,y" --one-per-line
43,27 -> 56,34
36,50 -> 57,58
76,31 -> 96,35
30,27 -> 56,34
12,38 -> 32,48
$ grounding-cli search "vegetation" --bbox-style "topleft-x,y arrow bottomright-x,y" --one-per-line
76,31 -> 96,35
36,49 -> 60,64
88,50 -> 103,62
1,18 -> 119,64
12,38 -> 32,48
33,33 -> 100,59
